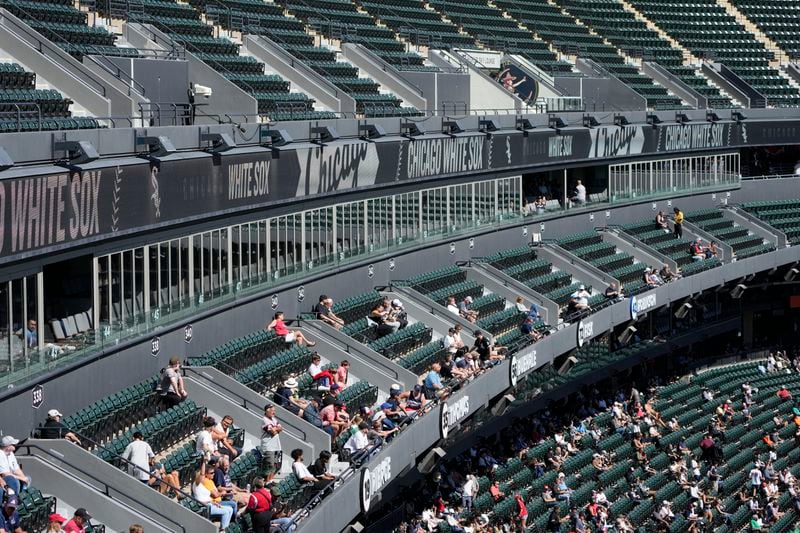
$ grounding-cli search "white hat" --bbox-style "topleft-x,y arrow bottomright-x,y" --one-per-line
390,383 -> 402,391
47,409 -> 63,418
1,436 -> 19,447
579,284 -> 585,290
465,296 -> 473,303
662,500 -> 670,505
392,299 -> 403,307
283,378 -> 299,388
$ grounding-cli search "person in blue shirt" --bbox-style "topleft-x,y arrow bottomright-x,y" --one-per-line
0,495 -> 24,533
424,363 -> 446,398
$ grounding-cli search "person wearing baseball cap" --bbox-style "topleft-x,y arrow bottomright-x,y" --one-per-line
0,436 -> 30,497
46,513 -> 68,532
63,508 -> 91,533
0,495 -> 23,533
39,410 -> 81,445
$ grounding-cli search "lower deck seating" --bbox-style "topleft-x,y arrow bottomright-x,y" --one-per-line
741,199 -> 800,245
685,208 -> 775,259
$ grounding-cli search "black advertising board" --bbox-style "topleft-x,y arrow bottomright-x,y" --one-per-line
0,119 -> 796,265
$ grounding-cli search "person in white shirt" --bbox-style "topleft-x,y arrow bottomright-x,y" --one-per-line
344,422 -> 371,463
444,328 -> 459,354
515,296 -> 528,313
196,416 -> 219,458
291,448 -> 323,489
446,297 -> 460,316
462,474 -> 478,513
750,466 -> 764,496
571,180 -> 587,205
570,285 -> 590,311
122,431 -> 155,482
654,500 -> 674,525
258,404 -> 282,482
0,435 -> 29,496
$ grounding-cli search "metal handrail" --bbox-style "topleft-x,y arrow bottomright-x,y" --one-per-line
0,8 -> 108,98
19,437 -> 206,532
1,5 -> 145,98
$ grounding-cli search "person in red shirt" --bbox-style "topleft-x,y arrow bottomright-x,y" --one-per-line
266,311 -> 315,347
247,477 -> 272,533
515,493 -> 528,530
490,480 -> 505,501
63,508 -> 91,533
777,386 -> 792,400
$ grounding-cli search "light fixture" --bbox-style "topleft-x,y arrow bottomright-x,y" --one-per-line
54,140 -> 99,164
137,135 -> 176,157
260,128 -> 293,148
674,302 -> 693,319
675,112 -> 690,124
613,114 -> 629,127
731,283 -> 747,299
401,121 -> 424,139
582,114 -> 599,128
442,119 -> 464,135
618,325 -> 637,344
646,114 -> 661,128
200,132 -> 236,153
358,123 -> 385,141
479,118 -> 498,134
310,125 -> 339,145
706,111 -> 720,123
785,268 -> 799,282
0,146 -> 13,171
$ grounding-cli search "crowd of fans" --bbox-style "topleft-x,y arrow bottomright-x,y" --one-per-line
391,346 -> 800,533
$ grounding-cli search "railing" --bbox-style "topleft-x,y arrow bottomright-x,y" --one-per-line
0,8 -> 109,98
1,5 -> 145,98
18,437 -> 208,532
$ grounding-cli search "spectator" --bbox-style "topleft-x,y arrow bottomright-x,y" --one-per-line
673,208 -> 684,239
158,357 -> 187,408
335,360 -> 350,390
39,409 -> 81,445
405,384 -> 427,411
0,495 -> 23,533
122,431 -> 155,483
535,196 -> 547,214
690,239 -> 705,262
64,508 -> 92,533
655,211 -> 669,231
705,240 -> 719,259
369,302 -> 398,337
313,295 -> 344,330
777,385 -> 792,400
344,422 -> 372,463
446,296 -> 460,316
515,296 -> 528,313
473,330 -> 505,365
192,467 -> 233,533
22,319 -> 37,349
290,449 -> 320,485
660,263 -> 678,282
0,436 -> 29,497
267,312 -> 315,347
489,480 -> 505,501
389,299 -> 409,330
458,297 -> 479,323
555,472 -> 573,503
270,497 -> 296,533
213,455 -> 249,507
605,282 -> 622,301
424,362 -> 448,399
148,462 -> 181,497
570,285 -> 591,312
302,397 -> 324,430
515,493 -> 528,530
246,477 -> 273,533
520,316 -> 542,341
258,405 -> 282,483
320,400 -> 349,437
444,328 -> 460,355
212,415 -> 240,459
308,353 -> 336,390
462,475 -> 478,513
129,526 -> 143,533
308,450 -> 336,481
644,268 -> 661,288
273,378 -> 309,418
570,180 -> 586,205
46,513 -> 67,533
654,500 -> 674,526
196,417 -> 220,459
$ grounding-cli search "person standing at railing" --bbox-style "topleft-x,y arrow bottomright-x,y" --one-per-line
259,404 -> 282,483
122,431 -> 154,483
673,208 -> 684,239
